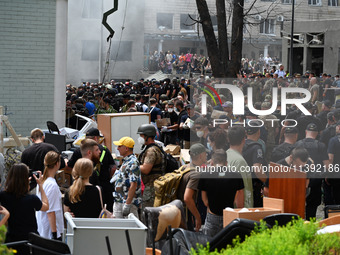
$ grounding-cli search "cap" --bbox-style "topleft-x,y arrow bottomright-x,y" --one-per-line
261,101 -> 271,109
303,102 -> 313,110
113,136 -> 135,148
284,127 -> 298,134
222,101 -> 233,108
245,120 -> 262,135
185,104 -> 195,109
189,143 -> 207,157
323,100 -> 332,108
86,128 -> 102,137
306,123 -> 318,132
265,95 -> 272,100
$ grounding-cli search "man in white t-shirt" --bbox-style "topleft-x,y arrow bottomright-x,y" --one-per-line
275,65 -> 286,78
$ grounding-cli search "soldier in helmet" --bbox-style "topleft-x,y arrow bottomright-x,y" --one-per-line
137,124 -> 164,208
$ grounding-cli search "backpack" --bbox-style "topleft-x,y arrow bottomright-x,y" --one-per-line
136,103 -> 144,112
139,143 -> 179,174
153,165 -> 191,207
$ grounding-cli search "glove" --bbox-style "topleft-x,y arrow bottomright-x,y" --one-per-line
161,126 -> 168,132
122,203 -> 132,217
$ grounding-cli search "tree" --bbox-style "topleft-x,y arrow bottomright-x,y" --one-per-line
195,0 -> 245,78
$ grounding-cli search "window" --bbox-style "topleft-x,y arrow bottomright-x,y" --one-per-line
82,0 -> 101,19
110,41 -> 133,61
157,13 -> 173,30
260,19 -> 275,35
308,0 -> 322,6
282,0 -> 296,4
180,14 -> 196,31
329,0 -> 338,6
81,40 -> 99,61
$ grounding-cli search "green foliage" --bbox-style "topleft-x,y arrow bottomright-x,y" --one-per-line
0,225 -> 15,255
191,218 -> 340,255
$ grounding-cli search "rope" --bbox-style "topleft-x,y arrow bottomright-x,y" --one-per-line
111,0 -> 129,77
102,38 -> 112,83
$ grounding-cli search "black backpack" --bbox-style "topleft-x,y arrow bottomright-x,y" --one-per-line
136,103 -> 144,112
139,143 -> 179,174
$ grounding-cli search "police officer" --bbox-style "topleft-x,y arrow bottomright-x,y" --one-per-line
295,123 -> 330,220
327,121 -> 340,204
137,124 -> 164,208
242,120 -> 266,207
271,127 -> 298,163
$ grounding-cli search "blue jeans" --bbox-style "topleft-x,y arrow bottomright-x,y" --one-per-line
203,211 -> 223,237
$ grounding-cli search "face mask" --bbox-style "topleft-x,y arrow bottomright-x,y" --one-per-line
168,108 -> 174,113
207,142 -> 213,151
138,137 -> 145,146
197,131 -> 204,138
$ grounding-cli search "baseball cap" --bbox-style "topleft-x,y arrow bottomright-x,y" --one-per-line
323,100 -> 332,108
86,128 -> 102,137
113,136 -> 135,148
245,120 -> 262,135
306,123 -> 318,132
222,101 -> 233,108
189,143 -> 207,157
284,127 -> 298,134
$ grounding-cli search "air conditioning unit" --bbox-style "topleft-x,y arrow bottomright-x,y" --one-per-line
255,15 -> 262,21
277,15 -> 284,22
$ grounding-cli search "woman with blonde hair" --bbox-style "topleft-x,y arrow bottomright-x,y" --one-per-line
63,158 -> 102,218
36,151 -> 64,240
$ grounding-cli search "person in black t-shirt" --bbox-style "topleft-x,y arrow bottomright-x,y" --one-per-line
295,123 -> 330,220
271,127 -> 298,163
64,158 -> 102,218
0,164 -> 49,255
21,128 -> 66,190
21,128 -> 66,173
199,150 -> 244,237
327,122 -> 340,204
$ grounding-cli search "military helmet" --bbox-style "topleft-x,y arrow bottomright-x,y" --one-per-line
137,124 -> 156,137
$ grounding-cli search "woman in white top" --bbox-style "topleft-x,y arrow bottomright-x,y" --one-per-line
37,151 -> 64,240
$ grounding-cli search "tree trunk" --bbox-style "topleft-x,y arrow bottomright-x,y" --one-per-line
216,0 -> 229,76
195,0 -> 224,77
230,0 -> 244,77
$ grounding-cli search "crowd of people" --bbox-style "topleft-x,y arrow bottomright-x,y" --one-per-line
2,68 -> 340,253
147,50 -> 281,76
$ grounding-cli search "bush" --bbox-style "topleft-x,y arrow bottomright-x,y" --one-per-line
191,218 -> 340,255
0,225 -> 15,254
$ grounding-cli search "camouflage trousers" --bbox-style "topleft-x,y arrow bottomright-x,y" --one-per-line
142,174 -> 161,209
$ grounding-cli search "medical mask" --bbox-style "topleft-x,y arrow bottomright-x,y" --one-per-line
168,108 -> 174,113
197,131 -> 204,138
207,142 -> 213,151
138,137 -> 145,146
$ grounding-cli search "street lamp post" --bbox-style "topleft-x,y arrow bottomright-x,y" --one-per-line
289,0 -> 295,76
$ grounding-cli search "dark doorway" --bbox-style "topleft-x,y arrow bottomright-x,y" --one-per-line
288,47 -> 303,75
311,48 -> 324,76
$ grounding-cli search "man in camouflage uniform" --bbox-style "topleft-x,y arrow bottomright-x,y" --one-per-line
137,124 -> 164,208
250,77 -> 262,103
111,136 -> 141,218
